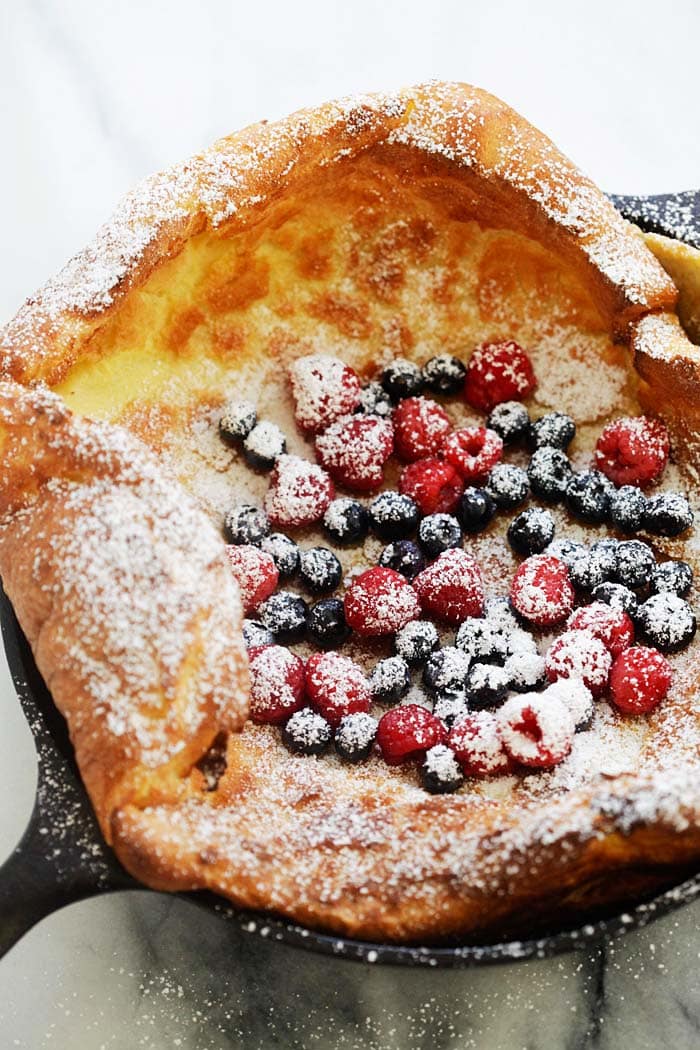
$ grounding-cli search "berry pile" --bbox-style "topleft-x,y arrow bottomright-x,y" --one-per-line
217,342 -> 697,795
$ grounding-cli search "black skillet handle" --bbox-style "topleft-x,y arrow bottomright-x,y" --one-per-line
0,590 -> 136,958
610,190 -> 700,250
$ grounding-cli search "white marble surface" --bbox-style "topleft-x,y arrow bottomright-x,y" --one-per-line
2,0 -> 700,1045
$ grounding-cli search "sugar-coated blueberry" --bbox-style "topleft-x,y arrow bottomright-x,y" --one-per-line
422,354 -> 467,396
381,359 -> 424,402
259,591 -> 309,642
224,504 -> 270,546
565,470 -> 613,524
644,492 -> 694,537
335,712 -> 379,762
282,708 -> 332,755
379,539 -> 426,579
507,507 -> 555,556
421,745 -> 465,794
394,620 -> 439,665
457,486 -> 497,533
610,485 -> 647,534
487,401 -> 530,445
369,656 -> 411,704
417,513 -> 463,557
299,547 -> 342,593
323,498 -> 369,545
651,560 -> 693,598
219,399 -> 257,443
243,420 -> 286,470
486,465 -> 529,509
528,412 -> 576,451
368,491 -> 420,539
260,533 -> 300,577
306,598 -> 351,648
527,448 -> 572,502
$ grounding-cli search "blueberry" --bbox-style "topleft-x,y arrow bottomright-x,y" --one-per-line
368,491 -> 419,539
307,598 -> 350,648
483,596 -> 520,632
395,620 -> 439,665
299,547 -> 342,593
259,591 -> 309,642
224,504 -> 270,546
644,492 -> 694,537
610,486 -> 647,534
465,662 -> 510,709
335,712 -> 378,762
503,651 -> 546,692
323,498 -> 369,545
614,540 -> 656,590
591,581 -> 639,618
590,539 -> 620,579
455,617 -> 510,664
369,656 -> 411,704
282,708 -> 332,755
507,507 -> 555,556
486,465 -> 529,509
527,448 -> 573,502
379,540 -> 426,579
421,745 -> 464,794
260,533 -> 300,577
423,647 -> 471,695
421,354 -> 467,396
528,412 -> 576,451
544,538 -> 586,568
355,381 -> 393,417
432,690 -> 470,728
568,547 -> 613,591
636,593 -> 696,652
565,470 -> 613,524
381,359 -> 424,402
651,560 -> 693,598
243,420 -> 286,470
242,619 -> 274,649
457,486 -> 497,533
219,398 -> 256,443
417,513 -> 463,557
487,401 -> 530,445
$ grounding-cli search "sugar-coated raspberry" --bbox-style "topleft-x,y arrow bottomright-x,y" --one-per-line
399,457 -> 464,515
393,396 -> 452,462
413,549 -> 485,624
545,628 -> 612,697
441,426 -> 503,483
305,651 -> 372,727
376,704 -> 447,766
464,340 -> 537,412
344,566 -> 421,636
567,602 -> 634,657
609,646 -> 673,714
289,354 -> 361,433
497,693 -> 575,769
449,711 -> 513,776
316,414 -> 394,492
594,416 -> 670,487
510,555 -> 575,627
248,645 -> 306,724
225,544 -> 279,614
264,455 -> 335,528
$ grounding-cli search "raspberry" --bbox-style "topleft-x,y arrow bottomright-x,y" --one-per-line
464,340 -> 536,412
609,646 -> 673,714
344,566 -> 421,636
441,426 -> 503,483
264,455 -> 335,528
545,628 -> 612,697
497,693 -> 574,769
225,544 -> 279,614
412,549 -> 485,624
376,704 -> 446,766
305,651 -> 371,727
510,554 -> 574,627
399,457 -> 464,515
594,416 -> 670,487
316,414 -> 394,492
248,645 -> 306,724
449,712 -> 513,776
568,602 -> 634,657
393,396 -> 452,462
289,354 -> 361,433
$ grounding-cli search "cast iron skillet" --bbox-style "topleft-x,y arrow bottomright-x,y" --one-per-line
1,192 -> 699,969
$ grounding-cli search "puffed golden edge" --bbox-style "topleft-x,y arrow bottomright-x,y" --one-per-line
0,80 -> 678,387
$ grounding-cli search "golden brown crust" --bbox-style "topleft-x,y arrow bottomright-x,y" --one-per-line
0,82 -> 698,943
0,382 -> 249,837
0,83 -> 676,387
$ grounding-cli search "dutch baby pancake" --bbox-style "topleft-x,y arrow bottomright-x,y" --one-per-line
1,82 -> 700,943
